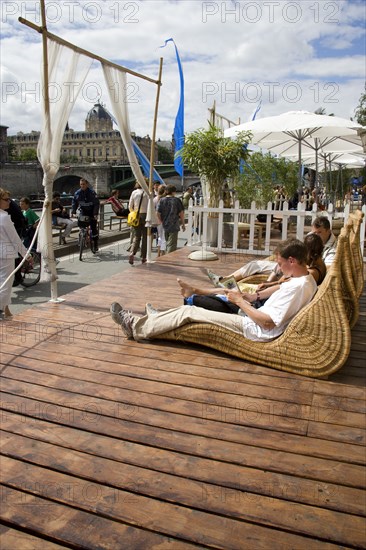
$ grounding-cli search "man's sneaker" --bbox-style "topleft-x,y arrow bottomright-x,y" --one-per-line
110,303 -> 135,339
145,303 -> 159,316
207,269 -> 223,287
119,310 -> 135,339
110,302 -> 123,324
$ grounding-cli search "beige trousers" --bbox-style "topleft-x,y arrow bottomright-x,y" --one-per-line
133,305 -> 244,340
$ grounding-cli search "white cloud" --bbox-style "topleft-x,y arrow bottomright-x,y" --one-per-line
0,0 -> 365,139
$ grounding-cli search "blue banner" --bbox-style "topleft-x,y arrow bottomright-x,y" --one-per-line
131,140 -> 165,184
160,38 -> 184,177
104,106 -> 164,184
240,101 -> 262,174
249,100 -> 262,122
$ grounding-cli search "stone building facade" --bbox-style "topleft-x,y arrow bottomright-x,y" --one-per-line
8,102 -> 155,164
0,125 -> 9,164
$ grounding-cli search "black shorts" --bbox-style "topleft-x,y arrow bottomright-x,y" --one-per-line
185,295 -> 240,314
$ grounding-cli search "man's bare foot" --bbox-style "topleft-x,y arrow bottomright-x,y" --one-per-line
177,278 -> 195,298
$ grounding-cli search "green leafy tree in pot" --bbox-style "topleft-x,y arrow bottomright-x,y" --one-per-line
178,123 -> 252,208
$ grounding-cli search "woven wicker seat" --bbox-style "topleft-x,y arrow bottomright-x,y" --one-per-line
338,211 -> 364,328
159,212 -> 364,378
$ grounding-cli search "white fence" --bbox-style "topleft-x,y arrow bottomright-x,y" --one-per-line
186,200 -> 366,260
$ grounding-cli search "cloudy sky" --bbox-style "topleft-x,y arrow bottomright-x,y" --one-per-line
1,0 -> 365,140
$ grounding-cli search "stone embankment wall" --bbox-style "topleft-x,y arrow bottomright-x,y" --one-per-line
0,163 -> 111,197
0,163 -> 44,196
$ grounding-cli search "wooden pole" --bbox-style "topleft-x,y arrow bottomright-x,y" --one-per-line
149,58 -> 163,191
39,0 -> 59,301
147,57 -> 163,263
40,1 -> 50,125
19,17 -> 159,85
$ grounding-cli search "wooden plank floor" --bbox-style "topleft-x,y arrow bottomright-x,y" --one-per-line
1,248 -> 365,549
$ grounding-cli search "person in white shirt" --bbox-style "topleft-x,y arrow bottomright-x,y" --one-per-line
128,182 -> 148,265
110,238 -> 317,342
0,188 -> 30,319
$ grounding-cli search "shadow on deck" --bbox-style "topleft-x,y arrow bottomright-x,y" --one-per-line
1,248 -> 365,549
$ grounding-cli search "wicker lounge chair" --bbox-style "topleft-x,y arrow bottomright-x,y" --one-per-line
159,212 -> 364,378
338,211 -> 364,328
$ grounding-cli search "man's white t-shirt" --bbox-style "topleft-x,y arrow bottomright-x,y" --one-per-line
241,274 -> 317,341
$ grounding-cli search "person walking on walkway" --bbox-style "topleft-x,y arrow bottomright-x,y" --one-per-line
153,184 -> 167,257
128,182 -> 148,265
157,184 -> 185,254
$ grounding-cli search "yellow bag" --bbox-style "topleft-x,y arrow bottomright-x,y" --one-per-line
127,211 -> 140,227
127,192 -> 144,227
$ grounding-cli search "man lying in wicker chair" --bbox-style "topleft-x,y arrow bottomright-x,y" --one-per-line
110,239 -> 317,343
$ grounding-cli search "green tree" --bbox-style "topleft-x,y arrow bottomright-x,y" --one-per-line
178,123 -> 252,207
157,144 -> 174,163
7,138 -> 17,160
234,152 -> 298,208
19,148 -> 38,161
353,88 -> 366,126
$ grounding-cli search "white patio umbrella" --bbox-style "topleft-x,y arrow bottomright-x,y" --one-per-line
224,110 -> 364,186
302,152 -> 365,204
302,152 -> 365,171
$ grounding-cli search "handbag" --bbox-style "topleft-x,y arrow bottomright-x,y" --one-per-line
127,192 -> 144,227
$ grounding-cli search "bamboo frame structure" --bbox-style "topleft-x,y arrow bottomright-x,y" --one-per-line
19,0 -> 164,292
19,18 -> 160,85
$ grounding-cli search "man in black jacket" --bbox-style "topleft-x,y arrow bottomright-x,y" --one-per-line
72,178 -> 100,251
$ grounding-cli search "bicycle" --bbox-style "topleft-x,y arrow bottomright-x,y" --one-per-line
78,215 -> 98,261
20,250 -> 41,287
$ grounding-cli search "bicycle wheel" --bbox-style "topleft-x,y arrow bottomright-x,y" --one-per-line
20,251 -> 41,287
79,228 -> 86,261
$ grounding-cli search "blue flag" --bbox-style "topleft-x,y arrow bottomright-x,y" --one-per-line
249,100 -> 262,122
240,101 -> 262,174
160,38 -> 184,177
103,106 -> 164,184
131,141 -> 165,184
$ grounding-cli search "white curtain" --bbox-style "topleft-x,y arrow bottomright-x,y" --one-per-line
37,39 -> 92,283
101,63 -> 158,227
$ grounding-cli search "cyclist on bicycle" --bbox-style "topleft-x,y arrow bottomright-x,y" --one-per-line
71,178 -> 100,252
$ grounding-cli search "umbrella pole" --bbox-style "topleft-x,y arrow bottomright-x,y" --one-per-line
298,137 -> 302,193
315,138 -> 319,190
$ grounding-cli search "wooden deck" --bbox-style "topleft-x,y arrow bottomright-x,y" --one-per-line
1,248 -> 365,549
